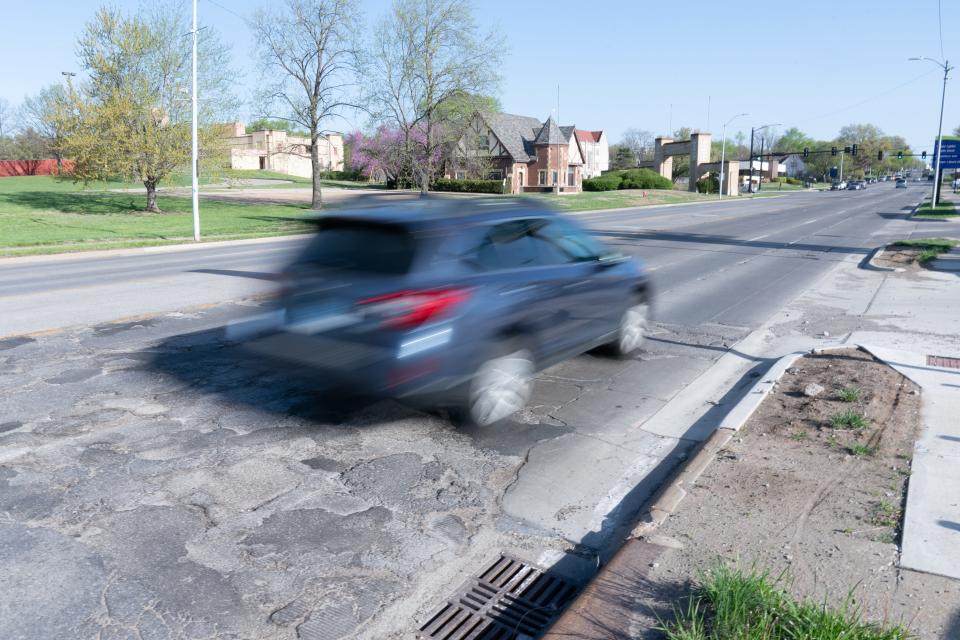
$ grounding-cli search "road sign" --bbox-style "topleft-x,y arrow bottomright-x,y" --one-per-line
934,136 -> 960,169
830,167 -> 839,178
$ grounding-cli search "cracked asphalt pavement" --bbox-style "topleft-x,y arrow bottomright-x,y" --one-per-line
0,185 -> 926,639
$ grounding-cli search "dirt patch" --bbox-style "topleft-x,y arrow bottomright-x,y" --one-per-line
875,246 -> 927,270
628,349 -> 960,639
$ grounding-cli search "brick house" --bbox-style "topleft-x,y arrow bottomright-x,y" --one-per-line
449,112 -> 587,193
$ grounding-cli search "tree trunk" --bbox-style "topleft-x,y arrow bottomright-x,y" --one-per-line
311,133 -> 323,209
144,180 -> 160,213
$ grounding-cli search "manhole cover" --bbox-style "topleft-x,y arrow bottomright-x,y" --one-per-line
927,355 -> 960,370
418,554 -> 579,639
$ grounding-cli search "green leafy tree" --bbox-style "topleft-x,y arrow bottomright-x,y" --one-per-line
61,3 -> 237,212
609,143 -> 635,171
773,127 -> 815,153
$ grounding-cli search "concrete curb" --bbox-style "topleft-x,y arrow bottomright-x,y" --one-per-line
545,345 -> 880,637
861,246 -> 905,272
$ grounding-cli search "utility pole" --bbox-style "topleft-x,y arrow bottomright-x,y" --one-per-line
757,136 -> 766,192
190,0 -> 200,241
839,149 -> 844,182
910,56 -> 953,206
748,127 -> 755,194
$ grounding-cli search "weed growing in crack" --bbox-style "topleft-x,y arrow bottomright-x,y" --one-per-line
869,498 -> 902,528
790,431 -> 808,442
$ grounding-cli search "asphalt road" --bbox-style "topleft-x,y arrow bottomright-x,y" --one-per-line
0,183 -> 936,639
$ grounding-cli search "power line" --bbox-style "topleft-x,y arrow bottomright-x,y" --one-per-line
787,69 -> 938,128
205,0 -> 251,25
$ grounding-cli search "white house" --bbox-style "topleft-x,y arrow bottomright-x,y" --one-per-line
575,129 -> 609,178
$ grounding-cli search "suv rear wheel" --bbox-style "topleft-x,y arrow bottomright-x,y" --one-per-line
456,342 -> 534,427
611,297 -> 650,357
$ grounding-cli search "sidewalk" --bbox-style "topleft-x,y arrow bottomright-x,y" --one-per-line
545,220 -> 960,637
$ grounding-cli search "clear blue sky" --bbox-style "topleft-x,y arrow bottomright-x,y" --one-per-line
3,0 -> 955,153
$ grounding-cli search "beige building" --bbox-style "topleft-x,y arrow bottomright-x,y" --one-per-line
222,122 -> 343,178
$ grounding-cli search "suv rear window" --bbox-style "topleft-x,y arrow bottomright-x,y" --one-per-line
299,220 -> 417,274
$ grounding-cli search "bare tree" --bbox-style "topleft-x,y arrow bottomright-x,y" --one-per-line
621,128 -> 654,164
252,0 -> 362,209
19,85 -> 69,172
365,0 -> 503,193
0,98 -> 13,138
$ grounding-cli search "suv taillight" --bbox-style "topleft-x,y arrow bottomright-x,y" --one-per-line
357,288 -> 470,329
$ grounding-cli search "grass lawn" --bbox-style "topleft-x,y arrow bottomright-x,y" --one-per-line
218,169 -> 381,191
523,188 -> 781,213
914,199 -> 958,218
0,175 -> 317,257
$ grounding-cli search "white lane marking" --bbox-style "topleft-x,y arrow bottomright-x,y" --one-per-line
800,218 -> 820,225
747,233 -> 770,241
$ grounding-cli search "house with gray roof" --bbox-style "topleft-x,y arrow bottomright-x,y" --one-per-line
448,112 -> 587,193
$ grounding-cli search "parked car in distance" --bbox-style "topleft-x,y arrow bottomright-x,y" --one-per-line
831,181 -> 847,190
233,198 -> 652,427
896,178 -> 907,188
847,181 -> 862,190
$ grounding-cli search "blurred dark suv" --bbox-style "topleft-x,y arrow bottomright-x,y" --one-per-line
238,198 -> 652,426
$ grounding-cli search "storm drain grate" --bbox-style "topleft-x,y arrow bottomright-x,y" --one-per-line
418,554 -> 579,639
927,355 -> 960,370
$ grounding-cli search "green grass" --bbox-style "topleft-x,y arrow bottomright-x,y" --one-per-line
837,386 -> 863,402
220,169 -> 379,190
790,431 -> 809,442
914,200 -> 958,218
523,188 -> 781,213
830,409 -> 869,430
890,237 -> 958,262
0,175 -> 317,256
848,443 -> 877,457
659,562 -> 913,640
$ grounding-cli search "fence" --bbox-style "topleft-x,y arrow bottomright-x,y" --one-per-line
0,159 -> 74,177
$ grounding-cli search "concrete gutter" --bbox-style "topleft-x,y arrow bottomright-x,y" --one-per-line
861,246 -> 905,273
543,347 -> 832,637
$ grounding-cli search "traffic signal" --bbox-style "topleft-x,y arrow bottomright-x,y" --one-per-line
878,150 -> 884,161
844,146 -> 852,154
852,144 -> 858,156
831,146 -> 838,156
803,148 -> 809,158
897,151 -> 903,160
922,151 -> 927,160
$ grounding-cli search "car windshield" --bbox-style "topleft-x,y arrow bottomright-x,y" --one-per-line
297,220 -> 417,274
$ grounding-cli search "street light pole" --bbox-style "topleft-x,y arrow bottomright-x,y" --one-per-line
719,113 -> 747,200
910,56 -> 954,206
757,136 -> 765,192
748,127 -> 755,194
190,0 -> 200,242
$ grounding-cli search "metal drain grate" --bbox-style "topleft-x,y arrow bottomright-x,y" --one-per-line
927,355 -> 960,370
418,554 -> 579,639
